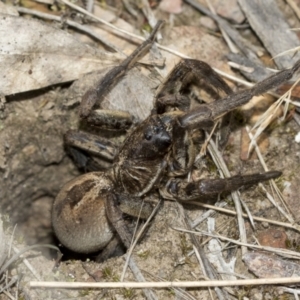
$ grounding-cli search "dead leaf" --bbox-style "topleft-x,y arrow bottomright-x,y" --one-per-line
0,14 -> 122,95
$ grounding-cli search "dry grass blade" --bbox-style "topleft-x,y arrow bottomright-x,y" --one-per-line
0,218 -> 7,273
185,0 -> 264,60
189,201 -> 300,232
205,0 -> 239,54
191,201 -> 227,228
175,202 -> 221,299
198,122 -> 218,158
0,222 -> 59,297
121,199 -> 161,282
140,0 -> 161,40
125,256 -> 158,300
286,0 -> 300,20
228,61 -> 258,73
0,276 -> 19,295
0,244 -> 60,276
207,138 -> 248,256
239,197 -> 255,229
85,0 -> 94,12
118,201 -> 161,299
260,182 -> 292,221
272,45 -> 300,60
175,228 -> 300,260
29,276 -> 300,288
245,126 -> 295,223
144,271 -> 198,300
60,0 -> 148,43
250,76 -> 300,153
122,0 -> 139,17
282,287 -> 300,297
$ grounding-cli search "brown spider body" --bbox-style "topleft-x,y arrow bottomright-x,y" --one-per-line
53,113 -> 176,253
52,21 -> 300,259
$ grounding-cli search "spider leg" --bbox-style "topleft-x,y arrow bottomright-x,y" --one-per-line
156,60 -> 234,175
161,171 -> 281,201
95,236 -> 124,262
64,130 -> 118,172
166,118 -> 197,176
105,194 -> 134,249
102,193 -> 155,253
155,59 -> 232,99
86,109 -> 134,130
117,194 -> 154,219
66,107 -> 136,170
65,130 -> 117,161
180,60 -> 300,129
80,20 -> 164,119
155,95 -> 191,114
154,59 -> 232,114
67,147 -> 111,172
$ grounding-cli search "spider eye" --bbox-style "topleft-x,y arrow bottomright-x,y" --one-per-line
153,126 -> 159,134
144,132 -> 152,140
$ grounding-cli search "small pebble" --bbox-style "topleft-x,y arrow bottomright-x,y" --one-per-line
295,132 -> 300,143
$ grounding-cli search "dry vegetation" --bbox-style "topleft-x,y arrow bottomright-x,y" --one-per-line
1,0 -> 300,299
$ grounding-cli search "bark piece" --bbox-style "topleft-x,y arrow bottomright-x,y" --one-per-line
244,252 -> 300,278
238,0 -> 300,68
227,53 -> 273,82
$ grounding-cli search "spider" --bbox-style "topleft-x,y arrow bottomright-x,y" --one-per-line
52,21 -> 300,261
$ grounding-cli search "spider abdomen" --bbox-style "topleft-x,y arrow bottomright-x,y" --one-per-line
52,172 -> 114,253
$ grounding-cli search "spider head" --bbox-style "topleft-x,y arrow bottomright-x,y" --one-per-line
121,115 -> 172,160
142,115 -> 172,152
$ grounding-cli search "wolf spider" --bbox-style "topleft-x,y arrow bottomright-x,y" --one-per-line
52,21 -> 300,260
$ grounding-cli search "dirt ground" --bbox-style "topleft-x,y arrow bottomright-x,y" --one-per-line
1,0 -> 300,299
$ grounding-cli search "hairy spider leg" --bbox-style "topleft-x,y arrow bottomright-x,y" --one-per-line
105,193 -> 133,249
65,130 -> 117,160
154,59 -> 234,175
67,147 -> 111,172
155,59 -> 233,99
80,20 -> 164,119
179,59 -> 300,129
95,236 -> 124,262
85,109 -> 134,130
154,59 -> 233,114
167,61 -> 300,202
64,130 -> 118,171
162,171 -> 281,201
105,193 -> 155,249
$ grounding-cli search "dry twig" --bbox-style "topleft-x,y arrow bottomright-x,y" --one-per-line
29,277 -> 300,288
